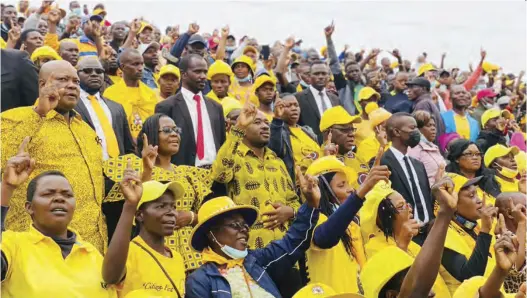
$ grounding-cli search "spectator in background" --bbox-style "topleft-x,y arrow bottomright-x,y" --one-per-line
108,21 -> 127,52
156,64 -> 180,101
408,77 -> 446,141
206,60 -> 234,104
441,85 -> 480,142
356,106 -> 392,166
384,72 -> 412,114
409,110 -> 446,186
0,48 -> 39,111
30,45 -> 61,71
138,41 -> 161,89
100,44 -> 120,87
472,88 -> 499,124
58,38 -> 79,66
229,55 -> 256,105
485,144 -> 520,193
476,107 -> 510,154
1,4 -> 17,42
19,28 -> 43,56
353,87 -> 380,145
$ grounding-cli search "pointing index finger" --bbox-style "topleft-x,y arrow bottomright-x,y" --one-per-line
373,146 -> 384,167
142,133 -> 149,150
18,136 -> 31,154
498,213 -> 507,233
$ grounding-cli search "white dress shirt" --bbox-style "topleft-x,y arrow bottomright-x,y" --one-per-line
79,90 -> 113,160
309,85 -> 332,116
181,87 -> 217,167
389,146 -> 430,223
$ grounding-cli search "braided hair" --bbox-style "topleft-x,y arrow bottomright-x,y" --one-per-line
377,198 -> 399,240
318,172 -> 355,259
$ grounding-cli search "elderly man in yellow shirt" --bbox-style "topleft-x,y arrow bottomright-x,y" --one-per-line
1,60 -> 107,252
319,106 -> 369,190
103,49 -> 158,138
211,101 -> 302,296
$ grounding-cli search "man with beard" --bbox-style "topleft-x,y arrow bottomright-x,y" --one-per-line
441,85 -> 480,142
108,21 -> 127,52
58,39 -> 79,66
103,49 -> 157,138
75,56 -> 134,159
100,45 -> 120,86
155,54 -> 225,167
138,42 -> 160,89
1,5 -> 17,42
476,107 -> 511,154
408,77 -> 445,142
211,100 -> 302,298
384,72 -> 412,113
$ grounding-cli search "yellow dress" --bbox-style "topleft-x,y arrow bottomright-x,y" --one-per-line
212,128 -> 301,249
1,108 -> 107,252
103,154 -> 213,272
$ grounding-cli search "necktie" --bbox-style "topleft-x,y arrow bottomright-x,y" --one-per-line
403,156 -> 425,221
88,95 -> 120,158
319,91 -> 329,112
193,94 -> 205,160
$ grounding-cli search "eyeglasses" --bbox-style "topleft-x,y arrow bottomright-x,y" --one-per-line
332,126 -> 357,134
224,221 -> 249,232
460,152 -> 483,158
79,68 -> 105,75
159,126 -> 182,135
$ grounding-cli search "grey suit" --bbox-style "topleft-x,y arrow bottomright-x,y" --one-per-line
295,87 -> 340,144
75,95 -> 135,156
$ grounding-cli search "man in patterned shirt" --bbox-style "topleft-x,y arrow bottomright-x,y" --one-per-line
211,101 -> 302,297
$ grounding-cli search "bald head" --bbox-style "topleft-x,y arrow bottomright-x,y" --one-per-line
58,40 -> 79,66
496,192 -> 527,233
119,49 -> 144,81
39,60 -> 77,82
38,60 -> 81,111
386,112 -> 414,140
77,56 -> 103,69
119,49 -> 142,65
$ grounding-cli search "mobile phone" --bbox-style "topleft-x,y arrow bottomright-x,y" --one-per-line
261,45 -> 270,60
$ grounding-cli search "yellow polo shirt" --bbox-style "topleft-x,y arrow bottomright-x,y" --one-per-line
120,236 -> 185,297
1,226 -> 117,298
453,113 -> 470,140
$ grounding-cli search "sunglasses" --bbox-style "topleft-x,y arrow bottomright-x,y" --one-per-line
79,68 -> 105,75
159,126 -> 182,135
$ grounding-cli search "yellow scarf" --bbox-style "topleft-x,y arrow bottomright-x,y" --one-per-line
201,247 -> 245,269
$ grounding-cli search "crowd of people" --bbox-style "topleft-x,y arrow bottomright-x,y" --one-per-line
1,1 -> 526,297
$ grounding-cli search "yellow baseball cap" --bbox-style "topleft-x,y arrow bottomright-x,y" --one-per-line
359,180 -> 395,240
319,106 -> 361,132
30,46 -> 62,62
158,64 -> 180,81
390,61 -> 399,69
252,74 -> 276,93
369,107 -> 392,128
306,156 -> 357,186
358,87 -> 380,102
445,172 -> 483,194
231,55 -> 256,74
484,144 -> 520,168
243,45 -> 259,56
93,8 -> 106,17
190,196 -> 258,251
482,61 -> 500,73
139,21 -> 153,34
137,180 -> 185,210
417,63 -> 436,76
481,107 -> 512,128
221,97 -> 242,118
515,151 -> 526,174
207,60 -> 234,80
320,46 -> 328,56
360,246 -> 413,298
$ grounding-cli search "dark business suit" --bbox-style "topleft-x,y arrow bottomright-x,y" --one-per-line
380,148 -> 435,243
295,87 -> 340,144
75,94 -> 135,156
1,49 -> 39,112
155,91 -> 226,167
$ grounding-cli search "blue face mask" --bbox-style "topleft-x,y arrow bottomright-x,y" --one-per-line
299,80 -> 309,88
72,7 -> 82,16
237,75 -> 252,83
211,232 -> 248,259
226,46 -> 236,52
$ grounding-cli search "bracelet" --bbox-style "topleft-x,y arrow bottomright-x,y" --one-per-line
189,211 -> 195,225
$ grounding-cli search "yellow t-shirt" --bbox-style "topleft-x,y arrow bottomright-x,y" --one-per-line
229,81 -> 259,106
496,176 -> 519,192
109,75 -> 122,85
453,113 -> 470,140
1,226 -> 117,298
289,126 -> 322,172
354,118 -> 374,146
356,135 -> 391,165
120,236 -> 185,297
306,214 -> 364,294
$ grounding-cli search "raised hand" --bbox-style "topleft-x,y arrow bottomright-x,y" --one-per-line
221,25 -> 229,37
262,202 -> 294,230
236,100 -> 257,129
35,73 -> 62,117
324,20 -> 335,38
370,48 -> 381,57
47,9 -> 61,25
356,146 -> 391,198
508,198 -> 527,226
392,49 -> 401,59
187,22 -> 199,35
91,21 -> 101,38
441,52 -> 447,59
480,193 -> 498,233
120,159 -> 143,206
284,36 -> 295,50
130,19 -> 142,34
494,215 -> 519,272
375,125 -> 388,148
7,21 -> 21,43
480,47 -> 487,64
65,17 -> 79,34
431,176 -> 457,213
3,137 -> 36,188
519,171 -> 527,194
141,133 -> 158,172
434,163 -> 446,184
296,165 -> 321,208
274,95 -> 285,119
322,130 -> 338,156
38,0 -> 52,14
396,217 -> 420,251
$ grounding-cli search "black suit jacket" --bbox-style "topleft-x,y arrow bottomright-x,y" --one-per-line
295,87 -> 340,144
75,95 -> 135,155
1,49 -> 39,112
380,149 -> 435,221
155,91 -> 226,166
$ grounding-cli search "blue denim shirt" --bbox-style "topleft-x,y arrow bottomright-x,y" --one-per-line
185,203 -> 320,298
141,67 -> 158,90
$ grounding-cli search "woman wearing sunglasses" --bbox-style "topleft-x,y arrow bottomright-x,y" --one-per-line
103,113 -> 213,273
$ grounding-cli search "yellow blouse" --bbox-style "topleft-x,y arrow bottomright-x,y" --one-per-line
228,81 -> 259,106
496,176 -> 519,192
103,154 -> 213,272
289,126 -> 322,173
1,107 -> 107,252
212,128 -> 301,249
354,118 -> 374,146
336,151 -> 370,190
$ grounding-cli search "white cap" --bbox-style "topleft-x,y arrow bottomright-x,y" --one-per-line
137,42 -> 160,56
497,96 -> 511,105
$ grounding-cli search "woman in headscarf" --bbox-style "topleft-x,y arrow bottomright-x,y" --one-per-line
445,138 -> 500,197
102,164 -> 186,297
103,113 -> 213,273
185,167 -> 321,298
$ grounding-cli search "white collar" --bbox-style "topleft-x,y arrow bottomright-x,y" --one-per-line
390,146 -> 409,161
181,87 -> 203,100
80,89 -> 101,99
309,85 -> 326,96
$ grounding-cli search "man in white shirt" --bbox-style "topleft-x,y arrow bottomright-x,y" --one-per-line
75,56 -> 134,159
155,54 -> 226,167
295,61 -> 340,143
380,112 -> 435,245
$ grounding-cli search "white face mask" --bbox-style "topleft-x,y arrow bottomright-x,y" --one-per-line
210,232 -> 248,259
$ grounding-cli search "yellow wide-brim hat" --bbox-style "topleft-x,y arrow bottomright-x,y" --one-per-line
190,196 -> 259,252
306,156 -> 357,186
359,180 -> 395,240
